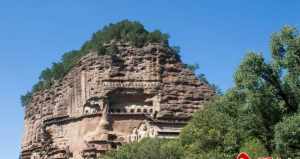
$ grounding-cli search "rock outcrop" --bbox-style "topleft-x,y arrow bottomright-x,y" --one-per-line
21,42 -> 214,159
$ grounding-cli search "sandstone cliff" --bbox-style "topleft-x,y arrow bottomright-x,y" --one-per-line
21,42 -> 214,159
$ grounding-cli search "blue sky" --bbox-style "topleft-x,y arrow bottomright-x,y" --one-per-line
0,0 -> 299,158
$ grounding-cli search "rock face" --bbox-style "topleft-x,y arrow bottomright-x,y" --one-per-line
21,42 -> 214,159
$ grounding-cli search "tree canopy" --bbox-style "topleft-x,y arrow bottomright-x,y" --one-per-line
103,138 -> 184,159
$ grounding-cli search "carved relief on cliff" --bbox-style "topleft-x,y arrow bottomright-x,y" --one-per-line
21,43 -> 214,159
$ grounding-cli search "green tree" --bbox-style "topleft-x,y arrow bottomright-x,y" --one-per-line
180,99 -> 240,159
51,62 -> 65,80
233,26 -> 300,154
234,53 -> 283,153
39,68 -> 52,81
170,46 -> 181,58
103,138 -> 183,159
21,92 -> 32,107
274,113 -> 300,158
239,138 -> 269,158
179,26 -> 300,157
160,140 -> 184,159
61,50 -> 82,72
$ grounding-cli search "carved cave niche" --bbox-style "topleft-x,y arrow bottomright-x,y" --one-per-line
83,97 -> 103,115
107,88 -> 155,114
129,120 -> 157,142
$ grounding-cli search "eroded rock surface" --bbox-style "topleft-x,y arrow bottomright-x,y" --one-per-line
21,43 -> 214,159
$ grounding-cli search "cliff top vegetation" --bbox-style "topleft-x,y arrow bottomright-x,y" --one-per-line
21,20 -> 173,107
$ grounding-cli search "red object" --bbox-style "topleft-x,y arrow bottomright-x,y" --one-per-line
236,152 -> 251,159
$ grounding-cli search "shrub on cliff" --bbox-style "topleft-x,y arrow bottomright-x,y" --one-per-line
81,20 -> 169,54
20,92 -> 32,107
184,63 -> 222,95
